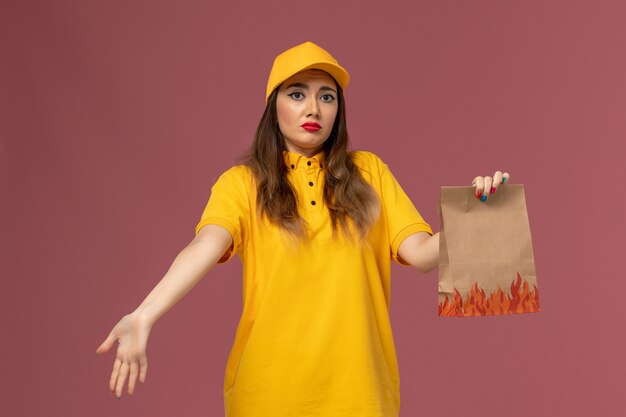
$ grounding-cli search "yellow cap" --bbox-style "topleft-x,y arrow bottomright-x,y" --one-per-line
265,41 -> 350,103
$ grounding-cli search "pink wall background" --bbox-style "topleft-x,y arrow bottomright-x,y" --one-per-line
2,1 -> 624,416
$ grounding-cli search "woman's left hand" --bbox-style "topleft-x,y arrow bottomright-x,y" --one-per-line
472,171 -> 510,202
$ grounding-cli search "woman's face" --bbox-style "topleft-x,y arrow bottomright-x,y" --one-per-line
276,69 -> 339,157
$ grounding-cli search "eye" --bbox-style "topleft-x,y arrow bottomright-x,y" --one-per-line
321,94 -> 335,103
287,92 -> 304,100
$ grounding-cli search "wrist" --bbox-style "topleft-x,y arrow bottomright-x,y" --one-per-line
131,307 -> 157,328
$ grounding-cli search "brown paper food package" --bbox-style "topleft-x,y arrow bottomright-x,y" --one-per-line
438,184 -> 540,317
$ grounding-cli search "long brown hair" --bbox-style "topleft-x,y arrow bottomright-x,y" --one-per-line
242,83 -> 380,242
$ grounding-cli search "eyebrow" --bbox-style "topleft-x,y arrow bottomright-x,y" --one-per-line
284,82 -> 337,93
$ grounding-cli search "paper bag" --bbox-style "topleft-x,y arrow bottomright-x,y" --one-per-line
438,184 -> 540,317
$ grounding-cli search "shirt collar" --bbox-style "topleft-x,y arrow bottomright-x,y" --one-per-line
283,150 -> 326,170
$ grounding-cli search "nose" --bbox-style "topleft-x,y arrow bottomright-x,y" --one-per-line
305,96 -> 320,118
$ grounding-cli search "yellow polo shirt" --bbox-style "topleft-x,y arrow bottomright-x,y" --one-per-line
195,150 -> 432,417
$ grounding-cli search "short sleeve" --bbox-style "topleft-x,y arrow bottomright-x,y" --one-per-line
377,157 -> 433,265
194,165 -> 250,263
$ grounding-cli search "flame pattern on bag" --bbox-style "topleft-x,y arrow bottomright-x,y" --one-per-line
438,272 -> 540,317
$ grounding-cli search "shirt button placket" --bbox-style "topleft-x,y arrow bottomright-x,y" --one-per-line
306,159 -> 318,209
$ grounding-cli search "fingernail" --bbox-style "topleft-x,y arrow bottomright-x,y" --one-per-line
502,177 -> 507,184
476,192 -> 481,199
480,195 -> 487,202
490,186 -> 496,194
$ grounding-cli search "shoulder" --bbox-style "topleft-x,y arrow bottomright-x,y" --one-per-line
216,164 -> 253,182
211,164 -> 255,194
350,149 -> 383,166
350,150 -> 386,176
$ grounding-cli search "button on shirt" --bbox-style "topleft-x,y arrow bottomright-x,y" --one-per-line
195,150 -> 432,417
286,152 -> 325,210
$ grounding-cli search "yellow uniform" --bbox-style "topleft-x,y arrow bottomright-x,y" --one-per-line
195,150 -> 432,417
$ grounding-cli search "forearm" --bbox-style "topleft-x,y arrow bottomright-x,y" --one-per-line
415,232 -> 440,272
132,240 -> 222,327
398,231 -> 440,273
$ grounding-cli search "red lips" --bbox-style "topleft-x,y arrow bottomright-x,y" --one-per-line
301,122 -> 321,132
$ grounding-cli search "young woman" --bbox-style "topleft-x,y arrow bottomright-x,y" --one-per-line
96,41 -> 510,417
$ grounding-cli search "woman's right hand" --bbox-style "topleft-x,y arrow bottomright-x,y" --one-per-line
96,312 -> 152,398
94,225 -> 233,398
